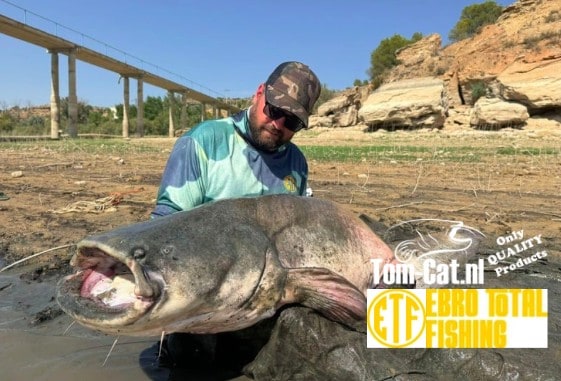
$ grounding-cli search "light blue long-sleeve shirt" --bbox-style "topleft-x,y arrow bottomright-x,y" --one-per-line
151,109 -> 308,218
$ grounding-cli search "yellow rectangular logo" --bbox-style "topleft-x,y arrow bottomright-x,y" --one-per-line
367,289 -> 548,348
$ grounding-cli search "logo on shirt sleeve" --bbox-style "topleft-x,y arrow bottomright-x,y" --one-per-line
283,175 -> 298,192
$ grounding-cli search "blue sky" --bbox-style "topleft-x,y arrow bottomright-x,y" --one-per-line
0,0 -> 513,108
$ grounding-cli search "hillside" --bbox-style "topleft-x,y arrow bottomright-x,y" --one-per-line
314,0 -> 561,130
390,0 -> 561,106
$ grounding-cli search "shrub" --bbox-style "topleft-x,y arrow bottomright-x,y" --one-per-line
471,82 -> 487,104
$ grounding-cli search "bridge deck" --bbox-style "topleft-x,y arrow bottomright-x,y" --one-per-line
0,14 -> 239,112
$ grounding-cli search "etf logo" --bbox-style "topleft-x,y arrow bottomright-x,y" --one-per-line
367,290 -> 425,348
367,289 -> 548,348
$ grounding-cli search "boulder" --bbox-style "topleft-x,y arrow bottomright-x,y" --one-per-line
314,87 -> 365,128
317,95 -> 352,117
395,33 -> 441,67
308,115 -> 333,128
497,57 -> 561,113
358,77 -> 447,130
469,97 -> 529,128
334,107 -> 358,127
387,34 -> 447,83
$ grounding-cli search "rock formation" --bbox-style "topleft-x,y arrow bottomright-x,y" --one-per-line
311,0 -> 561,130
358,77 -> 447,130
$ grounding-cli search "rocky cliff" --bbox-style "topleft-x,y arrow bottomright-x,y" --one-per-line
311,0 -> 561,131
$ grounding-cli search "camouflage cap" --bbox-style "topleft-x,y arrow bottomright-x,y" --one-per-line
265,61 -> 321,129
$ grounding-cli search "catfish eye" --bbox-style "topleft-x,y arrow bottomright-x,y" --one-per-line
132,247 -> 146,260
160,245 -> 174,255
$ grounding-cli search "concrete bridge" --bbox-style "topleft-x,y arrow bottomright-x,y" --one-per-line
0,13 -> 240,139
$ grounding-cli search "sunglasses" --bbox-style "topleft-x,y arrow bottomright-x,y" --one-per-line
263,101 -> 306,132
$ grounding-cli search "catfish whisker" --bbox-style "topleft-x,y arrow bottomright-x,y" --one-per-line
63,320 -> 76,335
158,331 -> 166,359
102,336 -> 120,367
0,244 -> 74,273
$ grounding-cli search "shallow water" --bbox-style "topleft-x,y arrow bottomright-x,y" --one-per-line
0,270 -> 251,381
0,270 -> 168,380
0,330 -> 165,381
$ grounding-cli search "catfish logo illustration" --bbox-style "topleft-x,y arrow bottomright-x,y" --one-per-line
372,219 -> 486,287
392,219 -> 485,263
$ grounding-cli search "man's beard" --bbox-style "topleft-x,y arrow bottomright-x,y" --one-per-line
248,107 -> 286,152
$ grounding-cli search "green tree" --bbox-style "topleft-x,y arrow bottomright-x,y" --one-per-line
217,97 -> 251,110
410,32 -> 423,43
144,96 -> 164,121
87,110 -> 105,127
0,112 -> 15,133
129,104 -> 138,118
368,33 -> 423,85
353,79 -> 369,87
60,97 -> 92,124
114,104 -> 138,120
449,1 -> 504,43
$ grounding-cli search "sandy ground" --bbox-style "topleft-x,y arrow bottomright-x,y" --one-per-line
0,120 -> 560,379
1,121 -> 560,265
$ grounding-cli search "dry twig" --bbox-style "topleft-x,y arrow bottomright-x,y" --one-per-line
411,163 -> 423,195
50,194 -> 123,214
374,201 -> 424,211
33,162 -> 74,169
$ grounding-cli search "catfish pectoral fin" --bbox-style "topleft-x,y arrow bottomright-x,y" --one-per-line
283,267 -> 366,329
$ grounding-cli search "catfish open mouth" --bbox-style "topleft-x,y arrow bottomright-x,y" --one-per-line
59,246 -> 159,314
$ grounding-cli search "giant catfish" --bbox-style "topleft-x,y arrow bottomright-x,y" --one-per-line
57,195 -> 398,336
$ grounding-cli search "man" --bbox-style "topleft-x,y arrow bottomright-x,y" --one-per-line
151,62 -> 321,372
151,61 -> 321,218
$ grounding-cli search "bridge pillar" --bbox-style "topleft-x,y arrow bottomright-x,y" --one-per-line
168,90 -> 175,137
67,50 -> 78,138
136,77 -> 144,137
201,103 -> 206,122
180,93 -> 188,131
49,51 -> 60,139
122,76 -> 130,138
